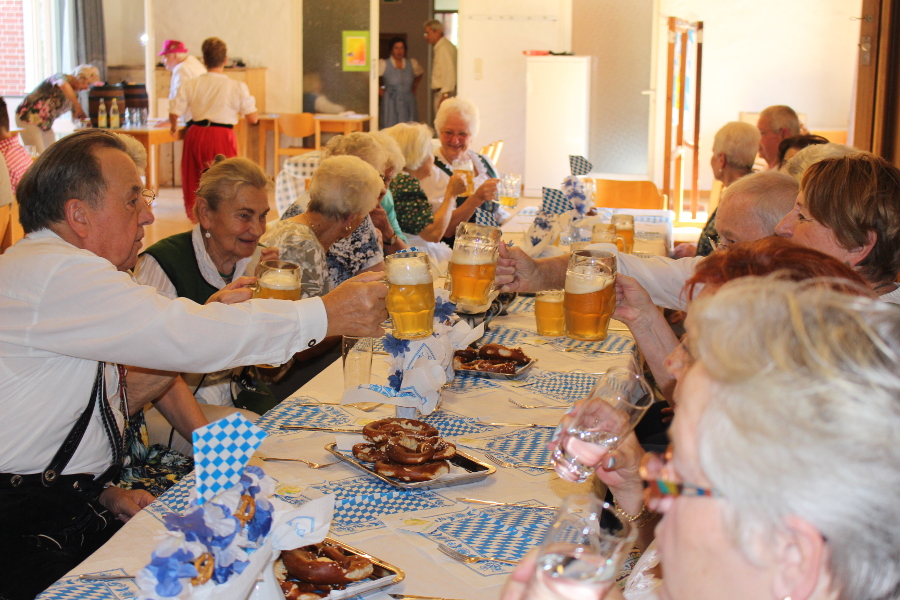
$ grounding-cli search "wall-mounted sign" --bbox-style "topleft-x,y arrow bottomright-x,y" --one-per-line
342,30 -> 370,71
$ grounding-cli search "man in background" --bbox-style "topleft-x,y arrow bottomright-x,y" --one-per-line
757,104 -> 801,169
424,19 -> 457,115
159,39 -> 206,121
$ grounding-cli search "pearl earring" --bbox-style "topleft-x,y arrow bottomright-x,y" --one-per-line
205,231 -> 211,239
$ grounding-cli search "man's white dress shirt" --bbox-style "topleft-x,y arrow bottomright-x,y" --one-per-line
431,37 -> 457,97
168,55 -> 207,121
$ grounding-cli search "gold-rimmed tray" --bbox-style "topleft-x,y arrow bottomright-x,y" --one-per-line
325,443 -> 496,490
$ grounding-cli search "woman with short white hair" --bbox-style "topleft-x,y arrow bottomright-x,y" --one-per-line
15,64 -> 100,153
262,155 -> 385,298
420,97 -> 501,239
383,121 -> 466,270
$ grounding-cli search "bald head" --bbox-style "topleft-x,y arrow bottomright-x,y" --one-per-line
715,170 -> 799,247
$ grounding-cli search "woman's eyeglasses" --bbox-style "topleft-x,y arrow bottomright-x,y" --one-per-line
640,446 -> 721,506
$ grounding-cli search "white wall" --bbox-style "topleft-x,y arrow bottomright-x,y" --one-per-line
104,0 -> 146,66
653,0 -> 862,190
151,0 -> 304,112
457,0 -> 571,175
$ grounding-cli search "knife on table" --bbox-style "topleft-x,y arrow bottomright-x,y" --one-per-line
456,497 -> 557,510
478,421 -> 555,428
280,425 -> 363,433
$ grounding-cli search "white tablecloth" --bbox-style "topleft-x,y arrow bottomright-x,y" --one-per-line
40,299 -> 640,600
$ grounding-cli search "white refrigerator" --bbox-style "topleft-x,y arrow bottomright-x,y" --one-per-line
524,55 -> 592,196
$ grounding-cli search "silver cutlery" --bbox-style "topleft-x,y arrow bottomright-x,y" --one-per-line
345,402 -> 382,412
507,398 -> 568,409
259,457 -> 337,468
280,425 -> 363,433
478,420 -> 555,428
78,574 -> 135,581
484,453 -> 555,470
390,595 -> 466,600
293,402 -> 341,406
456,497 -> 557,510
437,543 -> 519,566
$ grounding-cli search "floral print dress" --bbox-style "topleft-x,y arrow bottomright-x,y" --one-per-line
117,410 -> 193,497
16,74 -> 73,130
259,220 -> 331,298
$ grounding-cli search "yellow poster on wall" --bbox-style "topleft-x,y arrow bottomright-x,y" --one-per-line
343,30 -> 369,72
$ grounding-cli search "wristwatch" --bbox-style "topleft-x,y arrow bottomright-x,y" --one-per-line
386,234 -> 399,246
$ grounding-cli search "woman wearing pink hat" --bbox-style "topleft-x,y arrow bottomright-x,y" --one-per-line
169,37 -> 259,221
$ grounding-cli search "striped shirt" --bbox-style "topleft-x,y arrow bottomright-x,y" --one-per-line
0,136 -> 34,192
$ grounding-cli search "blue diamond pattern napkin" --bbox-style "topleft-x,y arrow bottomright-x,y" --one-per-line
192,412 -> 266,505
475,206 -> 499,227
541,188 -> 572,215
569,155 -> 593,176
256,397 -> 354,436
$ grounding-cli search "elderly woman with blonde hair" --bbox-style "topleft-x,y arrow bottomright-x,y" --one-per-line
420,97 -> 501,240
15,64 -> 100,153
675,121 -> 760,257
383,121 -> 466,270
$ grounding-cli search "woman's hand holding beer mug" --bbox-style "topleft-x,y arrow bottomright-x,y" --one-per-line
323,271 -> 390,338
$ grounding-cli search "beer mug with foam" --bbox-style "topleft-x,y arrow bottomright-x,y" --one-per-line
254,260 -> 301,301
591,223 -> 619,246
452,157 -> 476,196
385,251 -> 435,339
611,214 -> 635,254
564,252 -> 617,341
498,172 -> 522,208
448,222 -> 501,309
535,289 -> 566,336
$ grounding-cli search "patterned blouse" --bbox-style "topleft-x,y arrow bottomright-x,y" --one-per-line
281,196 -> 384,288
16,74 -> 73,131
389,172 -> 435,236
259,220 -> 331,299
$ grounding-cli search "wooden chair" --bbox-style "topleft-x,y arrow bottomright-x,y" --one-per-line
274,113 -> 316,176
591,179 -> 667,210
479,140 -> 504,165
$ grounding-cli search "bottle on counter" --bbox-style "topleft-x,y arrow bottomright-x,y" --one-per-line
98,99 -> 107,128
110,99 -> 120,129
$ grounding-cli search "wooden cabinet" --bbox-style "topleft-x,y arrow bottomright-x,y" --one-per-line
155,66 -> 267,112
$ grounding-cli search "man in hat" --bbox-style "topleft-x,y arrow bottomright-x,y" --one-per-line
159,39 -> 206,121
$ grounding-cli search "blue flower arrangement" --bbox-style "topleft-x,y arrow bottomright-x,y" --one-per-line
434,296 -> 457,323
383,334 -> 410,358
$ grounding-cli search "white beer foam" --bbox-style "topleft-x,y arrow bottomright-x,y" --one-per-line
537,294 -> 564,303
259,271 -> 300,290
451,242 -> 496,265
614,222 -> 634,230
565,273 -> 614,295
387,260 -> 432,285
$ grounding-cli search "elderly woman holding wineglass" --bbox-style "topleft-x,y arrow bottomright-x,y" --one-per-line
505,276 -> 900,600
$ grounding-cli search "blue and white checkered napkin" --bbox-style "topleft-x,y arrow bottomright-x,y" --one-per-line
256,396 -> 354,436
281,476 -> 455,536
636,231 -> 666,241
518,206 -> 539,216
505,295 -> 535,315
144,472 -> 195,523
418,506 -> 552,575
517,371 -> 600,402
547,333 -> 635,356
192,413 -> 266,505
478,325 -> 532,348
37,570 -> 137,600
423,409 -> 497,436
541,187 -> 572,215
569,155 -> 593,176
444,372 -> 504,395
475,206 -> 499,227
483,427 -> 555,474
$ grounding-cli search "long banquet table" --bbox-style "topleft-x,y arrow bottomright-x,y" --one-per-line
40,298 -> 641,600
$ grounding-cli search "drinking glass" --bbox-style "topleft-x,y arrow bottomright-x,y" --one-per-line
448,222 -> 501,310
342,336 -> 373,389
564,252 -> 616,341
499,172 -> 522,208
124,107 -> 134,127
254,260 -> 302,301
611,214 -> 635,254
452,157 -> 476,196
535,290 -> 565,336
553,366 -> 654,483
523,494 -> 637,600
591,223 -> 619,246
385,251 -> 435,339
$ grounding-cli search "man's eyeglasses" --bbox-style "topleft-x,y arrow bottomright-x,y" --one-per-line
141,189 -> 156,208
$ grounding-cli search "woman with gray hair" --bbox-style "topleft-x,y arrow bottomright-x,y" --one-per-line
420,97 -> 501,240
675,121 -> 760,257
15,64 -> 100,153
383,121 -> 466,270
503,277 -> 900,600
261,155 -> 385,298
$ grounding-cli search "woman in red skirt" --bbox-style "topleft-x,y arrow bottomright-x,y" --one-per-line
169,37 -> 259,220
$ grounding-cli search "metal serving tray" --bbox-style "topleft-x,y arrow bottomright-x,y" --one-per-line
454,358 -> 537,381
278,537 -> 405,600
325,443 -> 496,490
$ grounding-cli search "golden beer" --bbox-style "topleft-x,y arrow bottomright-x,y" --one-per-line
456,168 -> 475,196
448,259 -> 496,306
611,215 -> 635,254
386,252 -> 435,339
255,271 -> 301,301
498,195 -> 518,208
535,290 -> 566,336
564,273 -> 616,341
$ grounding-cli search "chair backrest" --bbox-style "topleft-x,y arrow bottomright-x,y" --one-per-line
277,113 -> 316,139
480,140 -> 504,165
592,179 -> 666,210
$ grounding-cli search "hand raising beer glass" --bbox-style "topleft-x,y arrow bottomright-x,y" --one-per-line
385,251 -> 435,339
611,214 -> 635,254
254,260 -> 302,301
564,252 -> 616,341
448,222 -> 501,310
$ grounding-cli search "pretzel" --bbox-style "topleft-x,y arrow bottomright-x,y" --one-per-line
235,494 -> 256,526
374,459 -> 450,482
385,434 -> 436,465
191,552 -> 214,586
281,543 -> 374,584
362,418 -> 439,443
478,343 -> 530,365
352,442 -> 389,463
